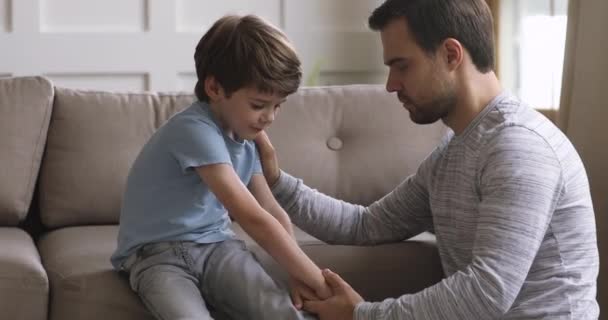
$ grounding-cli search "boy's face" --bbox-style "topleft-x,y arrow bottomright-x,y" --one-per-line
213,87 -> 286,140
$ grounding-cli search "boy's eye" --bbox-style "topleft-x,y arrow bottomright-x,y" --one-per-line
251,104 -> 265,110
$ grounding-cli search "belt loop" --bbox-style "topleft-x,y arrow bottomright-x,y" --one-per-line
121,251 -> 139,272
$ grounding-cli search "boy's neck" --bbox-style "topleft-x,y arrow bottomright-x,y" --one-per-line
207,101 -> 225,128
207,101 -> 235,138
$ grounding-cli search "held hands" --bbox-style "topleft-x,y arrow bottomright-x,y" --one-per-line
254,131 -> 281,186
303,269 -> 364,320
289,271 -> 333,309
288,277 -> 323,310
314,274 -> 334,300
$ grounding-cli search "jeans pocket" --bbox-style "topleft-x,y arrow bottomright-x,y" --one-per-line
127,242 -> 176,291
138,242 -> 174,260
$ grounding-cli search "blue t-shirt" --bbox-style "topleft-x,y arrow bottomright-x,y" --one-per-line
111,101 -> 262,269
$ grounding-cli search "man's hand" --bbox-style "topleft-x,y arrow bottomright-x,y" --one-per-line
303,269 -> 364,320
254,131 -> 281,186
289,277 -> 320,309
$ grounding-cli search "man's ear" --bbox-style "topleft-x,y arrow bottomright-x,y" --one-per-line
442,38 -> 464,71
204,76 -> 225,102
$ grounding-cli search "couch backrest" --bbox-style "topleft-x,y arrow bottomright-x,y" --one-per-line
38,85 -> 446,229
39,88 -> 195,229
0,76 -> 53,226
266,85 -> 446,205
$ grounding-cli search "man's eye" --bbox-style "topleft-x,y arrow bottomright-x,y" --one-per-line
251,104 -> 265,110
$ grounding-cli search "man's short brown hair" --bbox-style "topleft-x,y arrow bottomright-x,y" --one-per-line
369,0 -> 495,73
193,15 -> 302,102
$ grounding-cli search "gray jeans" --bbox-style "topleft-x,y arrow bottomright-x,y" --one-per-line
124,239 -> 316,320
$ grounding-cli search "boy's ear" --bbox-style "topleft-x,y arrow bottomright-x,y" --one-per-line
204,76 -> 225,102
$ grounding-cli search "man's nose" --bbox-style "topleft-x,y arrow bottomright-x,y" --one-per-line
385,72 -> 401,93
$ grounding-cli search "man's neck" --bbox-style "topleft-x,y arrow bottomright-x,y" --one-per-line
444,70 -> 502,135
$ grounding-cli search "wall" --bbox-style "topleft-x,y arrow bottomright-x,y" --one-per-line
0,0 -> 386,91
559,0 -> 608,317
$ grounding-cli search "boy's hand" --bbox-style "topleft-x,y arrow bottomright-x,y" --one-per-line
289,277 -> 320,309
303,269 -> 363,320
254,131 -> 281,186
314,276 -> 333,300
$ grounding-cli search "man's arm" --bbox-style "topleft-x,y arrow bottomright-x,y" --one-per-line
254,132 -> 433,245
273,172 -> 432,246
196,164 -> 331,299
261,128 -> 566,319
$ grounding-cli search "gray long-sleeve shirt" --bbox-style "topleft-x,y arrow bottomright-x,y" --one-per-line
271,93 -> 599,319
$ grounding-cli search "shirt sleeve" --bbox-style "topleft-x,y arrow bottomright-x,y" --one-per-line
354,126 -> 564,319
270,151 -> 437,245
166,118 -> 232,172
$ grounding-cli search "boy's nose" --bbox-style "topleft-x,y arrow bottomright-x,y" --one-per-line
262,111 -> 274,124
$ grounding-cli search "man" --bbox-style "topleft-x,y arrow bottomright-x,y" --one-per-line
254,0 -> 600,319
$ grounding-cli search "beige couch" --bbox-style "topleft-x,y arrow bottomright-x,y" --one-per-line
0,76 -> 446,320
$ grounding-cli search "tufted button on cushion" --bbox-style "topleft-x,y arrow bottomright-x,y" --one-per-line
326,137 -> 344,151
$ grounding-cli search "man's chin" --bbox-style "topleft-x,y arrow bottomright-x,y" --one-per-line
409,113 -> 440,125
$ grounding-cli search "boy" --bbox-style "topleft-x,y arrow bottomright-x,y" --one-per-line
111,14 -> 331,319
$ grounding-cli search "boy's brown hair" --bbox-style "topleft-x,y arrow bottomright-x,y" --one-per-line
194,15 -> 302,102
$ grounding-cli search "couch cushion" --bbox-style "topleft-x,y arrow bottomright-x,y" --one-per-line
0,227 -> 49,320
39,89 -> 195,228
36,224 -> 330,320
38,226 -> 154,320
0,76 -> 53,225
233,224 -> 444,301
39,224 -> 442,320
300,238 -> 443,301
267,85 -> 446,205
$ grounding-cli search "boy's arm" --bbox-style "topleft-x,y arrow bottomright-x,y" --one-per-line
248,173 -> 294,236
249,173 -> 321,305
195,163 -> 330,298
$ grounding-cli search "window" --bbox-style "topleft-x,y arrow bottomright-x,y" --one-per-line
497,0 -> 569,111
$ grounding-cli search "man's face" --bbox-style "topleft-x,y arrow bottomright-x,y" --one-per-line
215,87 -> 285,140
380,18 -> 457,124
